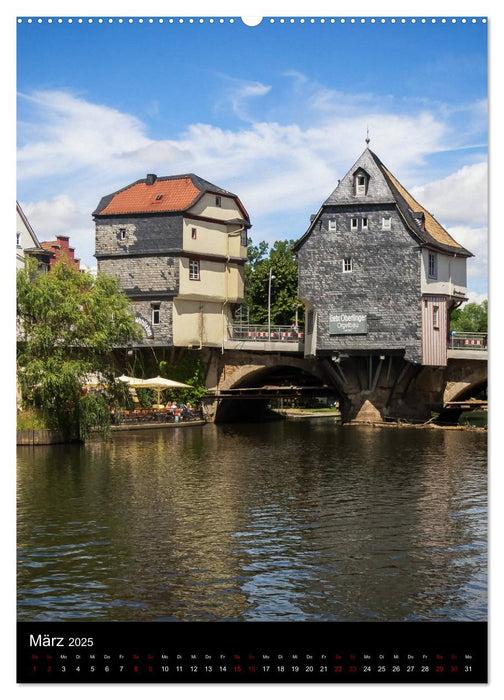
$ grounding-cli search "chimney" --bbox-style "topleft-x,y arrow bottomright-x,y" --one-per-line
146,173 -> 157,185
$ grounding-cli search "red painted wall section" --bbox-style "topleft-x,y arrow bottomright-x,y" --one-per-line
421,296 -> 447,366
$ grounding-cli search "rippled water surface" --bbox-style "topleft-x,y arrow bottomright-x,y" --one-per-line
17,421 -> 487,622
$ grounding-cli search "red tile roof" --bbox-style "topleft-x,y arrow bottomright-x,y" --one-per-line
99,177 -> 202,215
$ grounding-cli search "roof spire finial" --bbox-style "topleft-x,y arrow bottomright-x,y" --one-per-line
365,126 -> 370,146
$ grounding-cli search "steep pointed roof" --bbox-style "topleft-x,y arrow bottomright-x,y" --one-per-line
294,148 -> 472,257
93,173 -> 249,221
324,148 -> 397,206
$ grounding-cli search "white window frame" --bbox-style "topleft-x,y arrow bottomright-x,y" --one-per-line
356,174 -> 366,196
351,218 -> 358,232
328,219 -> 337,232
433,305 -> 439,329
118,228 -> 126,241
151,304 -> 161,325
343,257 -> 353,273
428,252 -> 438,279
382,217 -> 392,230
189,259 -> 200,280
361,217 -> 368,231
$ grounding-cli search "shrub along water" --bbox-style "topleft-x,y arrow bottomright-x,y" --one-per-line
17,260 -> 141,441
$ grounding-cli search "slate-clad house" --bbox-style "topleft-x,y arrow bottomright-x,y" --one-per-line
294,147 -> 472,367
93,174 -> 251,348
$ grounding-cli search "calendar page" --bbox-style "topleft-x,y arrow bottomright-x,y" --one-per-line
15,7 -> 488,685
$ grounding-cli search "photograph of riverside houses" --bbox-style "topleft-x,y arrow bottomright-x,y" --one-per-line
16,15 -> 488,682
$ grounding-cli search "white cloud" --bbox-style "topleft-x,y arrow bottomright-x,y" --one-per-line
447,225 -> 488,288
20,194 -> 95,265
17,90 -> 152,180
16,86 -> 488,297
410,162 -> 488,228
217,76 -> 272,122
21,194 -> 82,238
464,291 -> 488,306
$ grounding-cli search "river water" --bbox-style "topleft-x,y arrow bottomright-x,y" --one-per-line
17,420 -> 487,623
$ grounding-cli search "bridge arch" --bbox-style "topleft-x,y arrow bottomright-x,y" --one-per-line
443,359 -> 488,405
443,379 -> 487,405
218,355 -> 327,392
213,354 -> 343,423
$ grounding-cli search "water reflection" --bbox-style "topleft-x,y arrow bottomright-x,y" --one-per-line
17,422 -> 487,622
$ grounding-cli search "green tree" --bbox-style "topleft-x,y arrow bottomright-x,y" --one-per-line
159,350 -> 208,406
243,238 -> 302,326
450,300 -> 488,333
17,260 -> 141,440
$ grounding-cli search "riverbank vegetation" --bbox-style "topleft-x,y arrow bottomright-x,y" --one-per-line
17,260 -> 141,440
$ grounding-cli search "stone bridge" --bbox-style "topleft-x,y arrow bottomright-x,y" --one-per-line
201,347 -> 487,424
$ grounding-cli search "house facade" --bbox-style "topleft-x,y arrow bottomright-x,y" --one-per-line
93,173 -> 251,348
16,202 -> 53,272
294,147 -> 472,367
40,235 -> 81,271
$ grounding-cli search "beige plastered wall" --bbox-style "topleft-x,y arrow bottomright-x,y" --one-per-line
173,299 -> 233,347
420,250 -> 467,298
175,258 -> 244,346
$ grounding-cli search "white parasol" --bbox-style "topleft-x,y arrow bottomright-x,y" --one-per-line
141,376 -> 192,405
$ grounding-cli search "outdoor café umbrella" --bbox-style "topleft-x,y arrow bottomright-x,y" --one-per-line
142,376 -> 192,405
116,374 -> 149,387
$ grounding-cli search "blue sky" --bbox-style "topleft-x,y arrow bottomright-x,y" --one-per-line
16,12 -> 488,300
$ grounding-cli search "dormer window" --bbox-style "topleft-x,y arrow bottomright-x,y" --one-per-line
354,170 -> 369,196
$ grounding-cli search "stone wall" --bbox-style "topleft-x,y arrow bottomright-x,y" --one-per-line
95,215 -> 181,346
98,255 -> 179,297
131,299 -> 174,345
95,213 -> 183,256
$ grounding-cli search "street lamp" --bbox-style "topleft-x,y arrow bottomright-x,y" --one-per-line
268,268 -> 275,341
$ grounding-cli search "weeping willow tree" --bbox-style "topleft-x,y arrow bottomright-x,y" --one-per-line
17,260 -> 141,440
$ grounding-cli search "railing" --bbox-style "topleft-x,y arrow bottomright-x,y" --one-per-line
448,331 -> 488,350
113,407 -> 203,425
229,324 -> 305,343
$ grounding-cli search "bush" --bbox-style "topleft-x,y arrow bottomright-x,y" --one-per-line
16,408 -> 49,430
